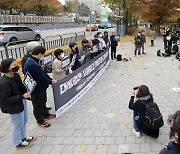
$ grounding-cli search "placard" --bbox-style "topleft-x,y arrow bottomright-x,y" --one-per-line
61,56 -> 70,70
23,71 -> 36,93
43,53 -> 53,66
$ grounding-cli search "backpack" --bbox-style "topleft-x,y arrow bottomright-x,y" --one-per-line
143,101 -> 164,130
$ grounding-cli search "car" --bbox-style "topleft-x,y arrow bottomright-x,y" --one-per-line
0,25 -> 41,44
85,24 -> 98,31
108,23 -> 112,28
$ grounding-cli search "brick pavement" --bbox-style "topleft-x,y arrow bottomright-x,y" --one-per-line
0,37 -> 180,154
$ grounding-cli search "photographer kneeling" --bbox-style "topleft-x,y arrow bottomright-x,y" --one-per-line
129,85 -> 161,138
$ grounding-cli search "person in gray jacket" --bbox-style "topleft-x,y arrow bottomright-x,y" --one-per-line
141,30 -> 146,54
79,39 -> 91,65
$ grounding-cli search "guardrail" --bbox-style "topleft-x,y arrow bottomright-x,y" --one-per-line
2,15 -> 74,24
0,31 -> 85,60
0,31 -> 86,77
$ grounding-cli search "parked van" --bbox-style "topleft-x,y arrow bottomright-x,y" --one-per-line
0,25 -> 41,44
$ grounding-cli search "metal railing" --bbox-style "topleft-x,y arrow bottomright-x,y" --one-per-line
0,31 -> 85,77
0,31 -> 85,60
2,15 -> 74,24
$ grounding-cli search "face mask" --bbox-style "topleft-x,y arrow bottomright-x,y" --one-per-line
61,53 -> 65,58
11,66 -> 19,72
75,47 -> 79,52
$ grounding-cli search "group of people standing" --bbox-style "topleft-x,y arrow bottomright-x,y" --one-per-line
163,27 -> 180,58
0,31 -> 114,149
0,42 -> 57,149
134,30 -> 146,57
66,31 -> 118,73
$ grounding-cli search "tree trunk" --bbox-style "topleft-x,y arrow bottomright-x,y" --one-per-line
123,8 -> 128,35
157,19 -> 161,35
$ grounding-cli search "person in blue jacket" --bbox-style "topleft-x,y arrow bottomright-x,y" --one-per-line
160,111 -> 180,154
24,46 -> 56,128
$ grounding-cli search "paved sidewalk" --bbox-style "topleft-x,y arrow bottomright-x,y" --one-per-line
0,37 -> 180,154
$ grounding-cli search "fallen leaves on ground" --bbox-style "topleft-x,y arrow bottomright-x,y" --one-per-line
80,145 -> 87,152
98,143 -> 104,149
123,122 -> 128,126
0,120 -> 4,123
0,131 -> 5,137
42,134 -> 49,138
155,74 -> 160,76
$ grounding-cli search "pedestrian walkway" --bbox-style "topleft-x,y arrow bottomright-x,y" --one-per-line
0,37 -> 180,154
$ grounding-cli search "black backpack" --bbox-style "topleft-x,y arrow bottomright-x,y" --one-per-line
143,101 -> 164,130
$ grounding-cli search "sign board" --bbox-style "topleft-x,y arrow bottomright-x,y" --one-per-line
61,56 -> 70,70
53,49 -> 110,118
43,53 -> 53,66
100,7 -> 108,27
90,11 -> 96,24
23,71 -> 36,93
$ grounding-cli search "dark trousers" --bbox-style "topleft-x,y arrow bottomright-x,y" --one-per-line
163,40 -> 167,48
111,46 -> 117,59
31,90 -> 49,124
151,40 -> 154,46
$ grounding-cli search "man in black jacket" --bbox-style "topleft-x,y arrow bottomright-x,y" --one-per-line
134,32 -> 142,57
24,46 -> 56,127
110,31 -> 118,60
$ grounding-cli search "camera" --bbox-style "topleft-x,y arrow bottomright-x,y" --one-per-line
133,86 -> 139,90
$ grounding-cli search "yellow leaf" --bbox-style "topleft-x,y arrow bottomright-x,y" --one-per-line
42,134 -> 48,138
123,122 -> 128,126
0,120 -> 4,123
98,144 -> 104,149
80,145 -> 87,152
0,131 -> 5,137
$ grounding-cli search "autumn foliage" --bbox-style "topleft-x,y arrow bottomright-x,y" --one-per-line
0,0 -> 64,15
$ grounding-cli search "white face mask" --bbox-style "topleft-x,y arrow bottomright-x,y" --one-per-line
61,53 -> 65,58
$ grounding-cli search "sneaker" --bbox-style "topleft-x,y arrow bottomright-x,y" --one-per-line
138,55 -> 140,58
16,141 -> 33,149
24,136 -> 37,142
133,129 -> 141,138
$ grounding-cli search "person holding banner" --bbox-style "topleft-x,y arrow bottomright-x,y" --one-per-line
79,39 -> 91,65
24,46 -> 56,128
69,42 -> 81,72
52,49 -> 66,80
0,58 -> 36,149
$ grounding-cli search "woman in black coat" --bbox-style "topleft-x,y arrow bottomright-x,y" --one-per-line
0,58 -> 36,149
129,85 -> 159,138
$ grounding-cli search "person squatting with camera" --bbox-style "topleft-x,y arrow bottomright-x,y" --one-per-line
129,85 -> 164,138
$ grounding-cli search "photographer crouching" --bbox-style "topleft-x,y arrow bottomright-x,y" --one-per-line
128,85 -> 163,138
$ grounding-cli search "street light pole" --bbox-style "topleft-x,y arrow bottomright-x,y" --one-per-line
89,10 -> 92,36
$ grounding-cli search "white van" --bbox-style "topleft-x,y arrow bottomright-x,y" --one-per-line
0,25 -> 41,44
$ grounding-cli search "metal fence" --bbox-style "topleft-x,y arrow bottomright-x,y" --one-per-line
2,15 -> 74,24
0,31 -> 85,77
0,31 -> 85,60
